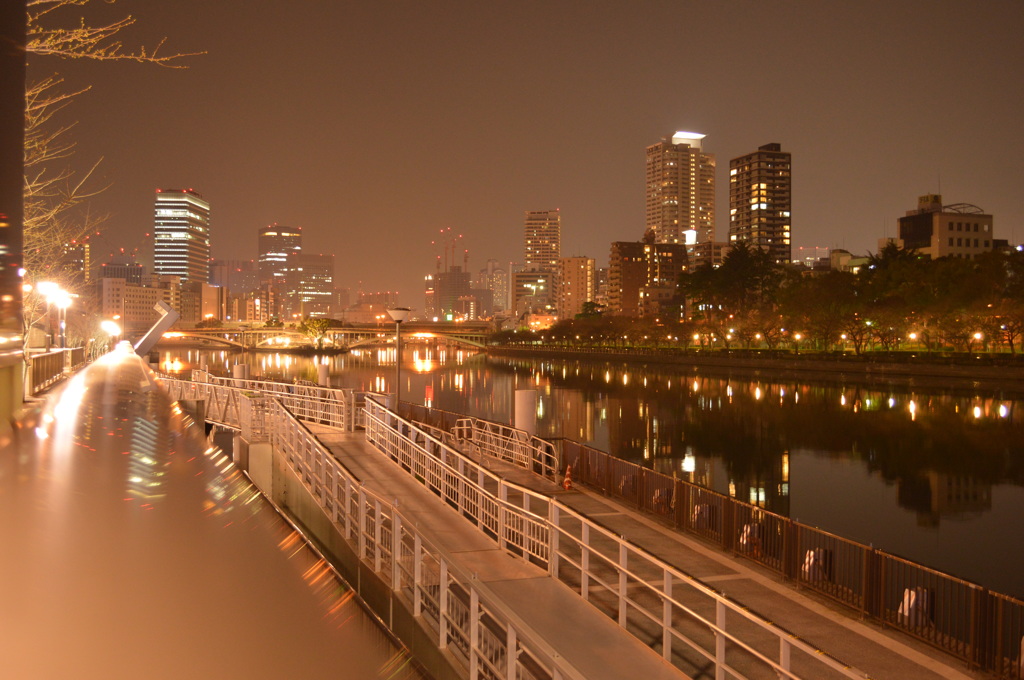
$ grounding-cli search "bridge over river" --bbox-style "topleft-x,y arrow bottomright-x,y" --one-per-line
163,321 -> 491,351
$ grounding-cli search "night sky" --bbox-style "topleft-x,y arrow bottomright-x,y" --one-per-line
31,0 -> 1024,308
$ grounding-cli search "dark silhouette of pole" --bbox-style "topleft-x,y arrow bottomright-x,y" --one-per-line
387,307 -> 410,409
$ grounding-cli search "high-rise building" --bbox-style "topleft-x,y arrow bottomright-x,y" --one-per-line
608,242 -> 646,316
608,240 -> 688,318
282,253 -> 334,318
894,194 -> 996,260
524,209 -> 561,271
729,143 -> 792,264
556,256 -> 595,319
210,259 -> 258,294
645,132 -> 716,245
153,189 -> 211,284
257,224 -> 302,286
476,258 -> 508,312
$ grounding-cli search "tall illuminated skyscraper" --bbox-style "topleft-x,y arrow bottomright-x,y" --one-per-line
153,189 -> 210,283
729,143 -> 792,264
523,209 -> 561,271
645,132 -> 716,245
257,223 -> 302,286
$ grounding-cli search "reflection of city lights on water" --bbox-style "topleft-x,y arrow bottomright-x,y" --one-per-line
754,386 -> 762,401
841,394 -> 846,406
454,373 -> 464,391
682,454 -> 696,473
974,406 -> 982,419
888,397 -> 896,408
1000,404 -> 1009,418
622,373 -> 629,386
605,370 -> 612,384
909,400 -> 917,420
692,379 -> 699,392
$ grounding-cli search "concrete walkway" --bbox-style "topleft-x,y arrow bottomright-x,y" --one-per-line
308,425 -> 683,680
312,424 -> 983,680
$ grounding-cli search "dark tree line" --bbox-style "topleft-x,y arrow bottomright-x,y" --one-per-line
500,242 -> 1024,355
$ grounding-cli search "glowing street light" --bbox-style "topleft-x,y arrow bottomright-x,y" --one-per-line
101,320 -> 122,350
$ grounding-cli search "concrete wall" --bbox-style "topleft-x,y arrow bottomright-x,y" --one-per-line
235,436 -> 463,680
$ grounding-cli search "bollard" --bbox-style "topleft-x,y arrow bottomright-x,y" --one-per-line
514,389 -> 537,436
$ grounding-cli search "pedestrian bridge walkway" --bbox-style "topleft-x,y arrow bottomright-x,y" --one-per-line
163,373 -> 990,680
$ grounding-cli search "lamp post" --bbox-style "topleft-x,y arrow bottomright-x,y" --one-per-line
101,320 -> 122,352
54,289 -> 72,349
387,307 -> 410,409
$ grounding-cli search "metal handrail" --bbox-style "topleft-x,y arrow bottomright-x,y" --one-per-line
450,416 -> 559,478
263,398 -> 589,680
364,396 -> 870,680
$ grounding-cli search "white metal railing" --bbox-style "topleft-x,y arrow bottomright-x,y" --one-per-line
366,397 -> 871,680
177,372 -> 359,431
364,400 -> 550,565
263,398 -> 588,680
450,416 -> 559,479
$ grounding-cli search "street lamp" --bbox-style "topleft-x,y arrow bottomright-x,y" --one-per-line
101,320 -> 122,351
387,307 -> 411,409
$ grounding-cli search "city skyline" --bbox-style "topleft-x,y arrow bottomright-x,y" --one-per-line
37,0 -> 1024,308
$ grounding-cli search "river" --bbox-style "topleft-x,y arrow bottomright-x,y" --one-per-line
158,344 -> 1024,599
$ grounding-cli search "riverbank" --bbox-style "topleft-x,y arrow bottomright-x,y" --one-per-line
486,345 -> 1024,394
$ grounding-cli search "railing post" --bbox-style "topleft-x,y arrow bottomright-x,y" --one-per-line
581,523 -> 590,599
469,586 -> 480,680
662,569 -> 673,661
413,534 -> 423,617
358,489 -> 367,559
780,636 -> 791,675
438,560 -> 449,649
373,500 -> 383,572
618,540 -> 628,627
392,513 -> 402,591
506,624 -> 517,679
716,600 -> 727,680
549,503 -> 560,579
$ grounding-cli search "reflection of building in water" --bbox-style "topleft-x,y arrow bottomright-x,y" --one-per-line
898,472 -> 992,527
728,451 -> 791,517
551,389 -> 598,443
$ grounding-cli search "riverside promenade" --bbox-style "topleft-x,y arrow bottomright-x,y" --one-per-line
308,421 -> 983,680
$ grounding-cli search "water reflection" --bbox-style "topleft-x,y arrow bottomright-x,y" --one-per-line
163,348 -> 1024,597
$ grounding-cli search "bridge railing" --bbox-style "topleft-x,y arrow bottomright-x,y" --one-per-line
364,399 -> 550,565
188,370 -> 361,431
449,416 -> 559,479
558,438 -> 1024,677
263,397 -> 586,680
364,396 -> 872,680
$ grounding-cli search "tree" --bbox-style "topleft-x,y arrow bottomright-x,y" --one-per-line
297,317 -> 331,349
22,0 -> 199,350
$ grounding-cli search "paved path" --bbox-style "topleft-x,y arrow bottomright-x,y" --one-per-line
309,425 -> 683,680
312,424 -> 983,680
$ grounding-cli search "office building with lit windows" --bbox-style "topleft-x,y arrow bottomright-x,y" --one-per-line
258,223 -> 302,286
645,132 -> 716,245
524,209 -> 561,271
556,256 -> 595,319
153,189 -> 211,284
728,143 -> 792,264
